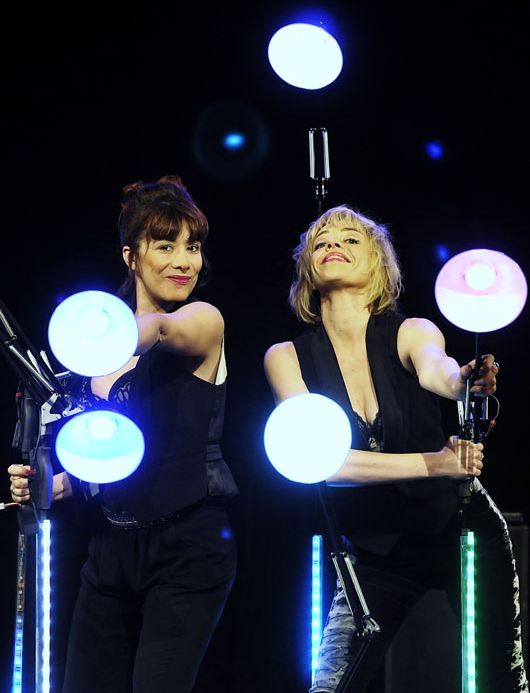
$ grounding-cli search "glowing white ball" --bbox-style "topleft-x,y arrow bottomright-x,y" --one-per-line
264,393 -> 351,483
48,290 -> 138,376
268,23 -> 343,90
435,249 -> 527,332
55,410 -> 144,483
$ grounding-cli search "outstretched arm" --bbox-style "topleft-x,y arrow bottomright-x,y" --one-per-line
264,341 -> 484,485
398,317 -> 498,401
135,301 -> 224,356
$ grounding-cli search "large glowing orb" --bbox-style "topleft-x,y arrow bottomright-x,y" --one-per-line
435,249 -> 527,332
268,23 -> 343,90
264,393 -> 351,483
48,291 -> 138,376
55,410 -> 144,483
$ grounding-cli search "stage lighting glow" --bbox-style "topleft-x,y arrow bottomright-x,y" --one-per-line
268,23 -> 343,90
263,393 -> 351,483
223,132 -> 246,150
55,410 -> 144,483
435,248 -> 527,332
192,99 -> 270,182
425,140 -> 444,160
48,290 -> 138,376
435,243 -> 450,262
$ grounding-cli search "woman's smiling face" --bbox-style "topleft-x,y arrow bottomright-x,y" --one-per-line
124,221 -> 203,313
310,223 -> 372,292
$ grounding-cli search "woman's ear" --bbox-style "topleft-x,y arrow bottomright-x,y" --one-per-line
122,246 -> 135,271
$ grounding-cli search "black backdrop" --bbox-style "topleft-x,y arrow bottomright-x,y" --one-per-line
1,3 -> 529,691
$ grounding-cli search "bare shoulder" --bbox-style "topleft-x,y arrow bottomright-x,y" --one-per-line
264,341 -> 298,368
174,300 -> 223,319
158,300 -> 224,357
400,316 -> 444,341
173,301 -> 224,329
263,341 -> 308,401
402,316 -> 438,332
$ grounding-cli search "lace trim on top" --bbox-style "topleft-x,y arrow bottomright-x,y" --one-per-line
352,410 -> 383,452
107,371 -> 132,408
78,372 -> 131,410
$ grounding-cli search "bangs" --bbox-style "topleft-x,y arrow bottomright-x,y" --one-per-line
142,206 -> 209,244
309,210 -> 368,248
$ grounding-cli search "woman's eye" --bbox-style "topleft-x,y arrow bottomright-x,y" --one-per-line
314,242 -> 326,250
188,244 -> 201,253
157,244 -> 172,251
346,238 -> 359,244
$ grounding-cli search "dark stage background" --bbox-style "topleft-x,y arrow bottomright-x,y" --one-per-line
1,3 -> 529,692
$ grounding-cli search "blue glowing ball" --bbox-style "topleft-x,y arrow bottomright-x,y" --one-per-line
48,290 -> 138,376
55,410 -> 144,483
264,393 -> 351,483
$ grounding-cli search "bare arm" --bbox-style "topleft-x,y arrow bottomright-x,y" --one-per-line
263,342 -> 484,485
327,436 -> 483,485
398,317 -> 498,400
135,301 -> 224,356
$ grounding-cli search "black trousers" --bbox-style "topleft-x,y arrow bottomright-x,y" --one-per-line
310,480 -> 528,693
62,499 -> 236,693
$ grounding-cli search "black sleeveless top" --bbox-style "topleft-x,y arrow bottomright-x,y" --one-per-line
73,341 -> 238,525
293,311 -> 461,555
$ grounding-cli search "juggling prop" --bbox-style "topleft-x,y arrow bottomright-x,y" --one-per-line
435,248 -> 527,693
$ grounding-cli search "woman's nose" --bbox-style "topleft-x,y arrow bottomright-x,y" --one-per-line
326,241 -> 341,248
171,251 -> 190,268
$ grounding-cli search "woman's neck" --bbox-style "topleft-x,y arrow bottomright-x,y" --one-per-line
320,289 -> 371,342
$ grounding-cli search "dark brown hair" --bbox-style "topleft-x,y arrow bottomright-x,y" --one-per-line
117,175 -> 210,309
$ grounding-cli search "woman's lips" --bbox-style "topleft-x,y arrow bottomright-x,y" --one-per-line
167,276 -> 191,285
322,252 -> 349,263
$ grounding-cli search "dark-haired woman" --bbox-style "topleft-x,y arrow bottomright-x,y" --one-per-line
9,175 -> 238,693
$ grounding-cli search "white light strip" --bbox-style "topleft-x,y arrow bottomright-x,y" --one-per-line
311,535 -> 323,684
37,518 -> 52,693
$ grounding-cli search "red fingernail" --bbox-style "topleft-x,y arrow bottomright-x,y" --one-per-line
24,469 -> 37,476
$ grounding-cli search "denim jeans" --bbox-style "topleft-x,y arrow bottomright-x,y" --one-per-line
310,479 -> 528,693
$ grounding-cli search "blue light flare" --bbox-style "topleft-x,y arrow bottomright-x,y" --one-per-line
425,140 -> 444,160
223,132 -> 246,150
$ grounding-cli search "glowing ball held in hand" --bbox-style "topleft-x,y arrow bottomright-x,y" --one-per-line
55,410 -> 145,483
48,290 -> 138,376
435,249 -> 527,332
264,393 -> 351,483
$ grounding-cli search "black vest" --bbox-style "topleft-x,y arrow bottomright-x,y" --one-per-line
293,311 -> 461,554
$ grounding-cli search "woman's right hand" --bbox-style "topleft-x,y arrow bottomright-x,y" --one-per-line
7,464 -> 31,504
423,436 -> 484,478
